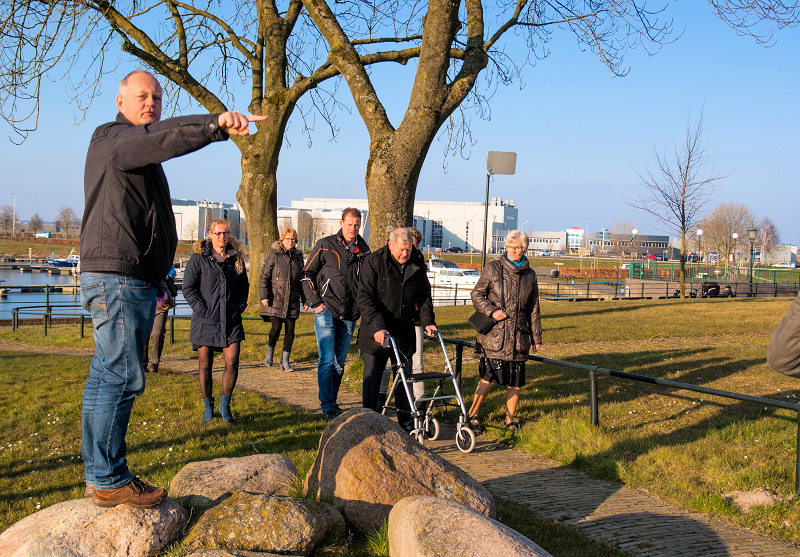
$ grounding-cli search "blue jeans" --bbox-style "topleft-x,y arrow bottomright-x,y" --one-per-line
80,273 -> 155,488
314,307 -> 356,413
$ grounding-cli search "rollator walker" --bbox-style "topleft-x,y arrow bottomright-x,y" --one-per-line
382,332 -> 476,453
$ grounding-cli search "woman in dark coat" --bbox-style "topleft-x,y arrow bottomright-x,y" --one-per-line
182,218 -> 249,422
468,230 -> 542,433
259,226 -> 305,370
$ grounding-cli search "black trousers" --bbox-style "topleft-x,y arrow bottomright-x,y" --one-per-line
362,350 -> 413,429
267,317 -> 296,352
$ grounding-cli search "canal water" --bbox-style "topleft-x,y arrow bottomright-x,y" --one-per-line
0,268 -> 190,320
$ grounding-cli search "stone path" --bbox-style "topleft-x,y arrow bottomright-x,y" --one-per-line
3,341 -> 798,556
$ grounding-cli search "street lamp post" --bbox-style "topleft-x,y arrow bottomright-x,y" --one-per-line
696,228 -> 703,264
747,227 -> 757,297
731,232 -> 739,271
482,151 -> 517,268
630,228 -> 638,261
10,192 -> 15,237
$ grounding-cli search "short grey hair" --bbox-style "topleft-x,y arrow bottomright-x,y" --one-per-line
388,227 -> 412,245
119,70 -> 158,93
504,230 -> 529,251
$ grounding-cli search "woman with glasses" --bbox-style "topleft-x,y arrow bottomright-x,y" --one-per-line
468,230 -> 542,434
259,226 -> 305,370
182,218 -> 249,422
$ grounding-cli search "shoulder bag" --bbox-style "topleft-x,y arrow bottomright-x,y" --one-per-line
468,267 -> 505,334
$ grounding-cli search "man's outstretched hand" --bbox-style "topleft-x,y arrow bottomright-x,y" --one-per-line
218,112 -> 268,136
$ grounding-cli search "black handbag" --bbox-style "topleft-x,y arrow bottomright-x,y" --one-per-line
468,267 -> 504,334
468,311 -> 496,334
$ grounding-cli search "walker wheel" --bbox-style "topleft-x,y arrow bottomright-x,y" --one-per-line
455,426 -> 476,453
423,416 -> 440,441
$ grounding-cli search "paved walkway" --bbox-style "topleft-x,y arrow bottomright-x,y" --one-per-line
3,341 -> 798,556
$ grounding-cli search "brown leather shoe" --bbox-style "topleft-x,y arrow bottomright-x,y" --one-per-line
84,485 -> 94,498
92,477 -> 167,508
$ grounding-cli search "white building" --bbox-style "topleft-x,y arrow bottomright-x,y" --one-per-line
172,199 -> 243,242
290,197 -> 517,252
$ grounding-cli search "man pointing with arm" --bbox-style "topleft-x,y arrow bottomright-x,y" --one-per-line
80,70 -> 265,508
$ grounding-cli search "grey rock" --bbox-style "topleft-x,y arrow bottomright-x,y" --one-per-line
0,497 -> 186,557
183,491 -> 345,555
304,408 -> 495,533
388,496 -> 552,557
170,454 -> 298,513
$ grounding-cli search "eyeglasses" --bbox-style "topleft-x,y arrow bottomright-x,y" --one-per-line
212,231 -> 231,237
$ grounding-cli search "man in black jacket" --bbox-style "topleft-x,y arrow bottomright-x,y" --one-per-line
302,207 -> 370,420
357,227 -> 437,431
80,70 -> 265,508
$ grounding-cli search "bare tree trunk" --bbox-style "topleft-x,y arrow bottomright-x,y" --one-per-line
234,112 -> 290,308
679,232 -> 687,299
365,131 -> 436,247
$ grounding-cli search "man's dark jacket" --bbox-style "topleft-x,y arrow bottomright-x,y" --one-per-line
80,113 -> 227,285
768,295 -> 800,378
356,245 -> 435,356
301,230 -> 370,321
182,240 -> 249,348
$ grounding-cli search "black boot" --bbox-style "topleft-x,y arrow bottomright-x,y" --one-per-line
376,392 -> 387,412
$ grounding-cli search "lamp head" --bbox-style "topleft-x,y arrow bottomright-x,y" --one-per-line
696,229 -> 703,237
747,228 -> 757,241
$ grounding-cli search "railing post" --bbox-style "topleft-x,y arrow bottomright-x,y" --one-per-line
45,284 -> 51,327
43,312 -> 47,336
80,315 -> 85,338
453,283 -> 458,305
586,282 -> 590,298
589,369 -> 599,426
556,283 -> 560,297
641,282 -> 645,298
11,308 -> 16,331
170,315 -> 175,344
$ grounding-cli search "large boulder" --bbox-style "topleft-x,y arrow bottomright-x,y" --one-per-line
170,454 -> 298,513
183,491 -> 345,555
0,497 -> 186,557
304,408 -> 495,533
388,496 -> 551,557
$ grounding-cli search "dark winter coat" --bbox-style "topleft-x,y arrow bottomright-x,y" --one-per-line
80,112 -> 227,285
356,245 -> 435,356
768,295 -> 800,378
301,230 -> 370,321
259,242 -> 305,320
183,240 -> 249,348
470,256 -> 542,362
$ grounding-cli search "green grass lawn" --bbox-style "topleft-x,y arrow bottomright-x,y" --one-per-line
2,297 -> 800,548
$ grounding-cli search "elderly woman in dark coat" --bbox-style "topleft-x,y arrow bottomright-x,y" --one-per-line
468,230 -> 542,433
260,226 -> 305,371
182,218 -> 249,423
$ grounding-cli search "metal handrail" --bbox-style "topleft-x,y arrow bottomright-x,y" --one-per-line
440,336 -> 800,494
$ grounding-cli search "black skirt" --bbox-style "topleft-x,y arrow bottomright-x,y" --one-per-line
478,357 -> 526,388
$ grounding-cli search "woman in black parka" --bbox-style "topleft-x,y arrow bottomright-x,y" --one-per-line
182,218 -> 249,423
259,226 -> 305,371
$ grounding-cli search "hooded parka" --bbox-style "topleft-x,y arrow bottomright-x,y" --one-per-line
259,241 -> 305,320
470,256 -> 542,362
183,240 -> 249,348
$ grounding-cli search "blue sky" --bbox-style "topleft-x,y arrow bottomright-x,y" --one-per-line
2,4 -> 798,244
